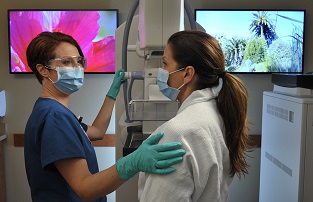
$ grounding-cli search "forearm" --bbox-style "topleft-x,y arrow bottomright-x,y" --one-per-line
87,69 -> 124,140
55,158 -> 124,201
77,165 -> 124,200
87,96 -> 115,140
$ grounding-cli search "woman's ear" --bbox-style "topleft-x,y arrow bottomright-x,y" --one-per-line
183,66 -> 195,84
36,64 -> 49,77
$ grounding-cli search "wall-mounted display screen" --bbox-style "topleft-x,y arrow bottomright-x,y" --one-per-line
195,9 -> 306,74
8,9 -> 118,74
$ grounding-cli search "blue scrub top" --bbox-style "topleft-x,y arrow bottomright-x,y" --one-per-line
24,98 -> 107,202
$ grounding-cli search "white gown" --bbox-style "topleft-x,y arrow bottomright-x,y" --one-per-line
138,88 -> 232,202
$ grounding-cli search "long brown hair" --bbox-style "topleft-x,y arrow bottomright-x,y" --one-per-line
168,30 -> 251,178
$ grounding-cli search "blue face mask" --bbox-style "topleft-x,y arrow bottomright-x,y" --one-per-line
157,67 -> 185,101
50,67 -> 84,95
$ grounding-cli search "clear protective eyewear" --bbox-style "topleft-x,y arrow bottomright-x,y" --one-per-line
46,56 -> 87,69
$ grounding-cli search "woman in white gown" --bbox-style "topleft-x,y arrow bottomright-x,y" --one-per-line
138,30 -> 251,202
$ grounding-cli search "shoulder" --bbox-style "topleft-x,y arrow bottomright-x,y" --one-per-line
155,99 -> 227,157
33,98 -> 75,120
34,98 -> 69,113
156,113 -> 216,152
26,98 -> 78,137
159,102 -> 221,138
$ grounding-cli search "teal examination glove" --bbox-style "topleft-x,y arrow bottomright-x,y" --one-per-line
106,69 -> 125,100
116,132 -> 186,181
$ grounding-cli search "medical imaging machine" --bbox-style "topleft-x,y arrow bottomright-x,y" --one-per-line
114,0 -> 197,201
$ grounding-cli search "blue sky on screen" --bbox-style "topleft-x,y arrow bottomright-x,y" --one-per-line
196,10 -> 304,41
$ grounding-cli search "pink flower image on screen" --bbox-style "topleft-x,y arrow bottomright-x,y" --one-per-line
9,10 -> 116,73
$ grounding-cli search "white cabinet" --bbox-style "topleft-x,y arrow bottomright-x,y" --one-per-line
260,91 -> 313,202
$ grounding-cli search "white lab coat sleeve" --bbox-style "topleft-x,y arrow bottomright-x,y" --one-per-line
138,125 -> 219,201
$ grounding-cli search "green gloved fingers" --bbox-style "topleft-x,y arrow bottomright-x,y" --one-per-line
155,148 -> 185,161
152,142 -> 184,152
106,69 -> 125,100
116,132 -> 186,181
155,156 -> 184,168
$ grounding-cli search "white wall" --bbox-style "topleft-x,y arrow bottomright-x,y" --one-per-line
0,0 -> 130,201
0,0 -> 312,202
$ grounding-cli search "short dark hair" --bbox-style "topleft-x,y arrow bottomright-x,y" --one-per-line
26,32 -> 84,84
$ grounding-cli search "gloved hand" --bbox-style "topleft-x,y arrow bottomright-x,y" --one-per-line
106,69 -> 125,100
116,132 -> 186,181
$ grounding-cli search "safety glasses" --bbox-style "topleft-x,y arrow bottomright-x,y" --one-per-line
46,56 -> 87,69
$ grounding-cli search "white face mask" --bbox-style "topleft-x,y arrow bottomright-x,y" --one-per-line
49,67 -> 84,95
156,67 -> 185,101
